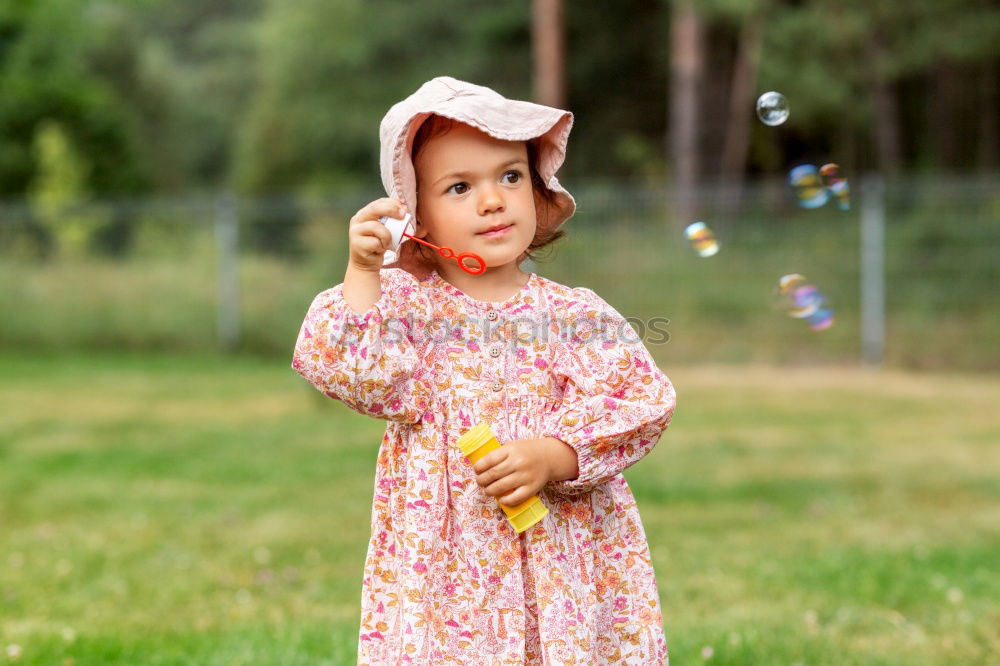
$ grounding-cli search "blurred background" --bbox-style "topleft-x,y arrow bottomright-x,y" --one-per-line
0,0 -> 997,368
2,1 -> 999,664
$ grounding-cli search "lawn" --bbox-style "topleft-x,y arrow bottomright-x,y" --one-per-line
1,352 -> 998,664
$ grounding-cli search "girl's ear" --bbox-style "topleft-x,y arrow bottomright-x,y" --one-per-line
412,216 -> 429,239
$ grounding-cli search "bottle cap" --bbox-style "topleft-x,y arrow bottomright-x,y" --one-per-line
506,498 -> 549,533
456,422 -> 494,459
378,213 -> 415,264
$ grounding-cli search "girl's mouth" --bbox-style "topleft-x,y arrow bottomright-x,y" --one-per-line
477,224 -> 513,238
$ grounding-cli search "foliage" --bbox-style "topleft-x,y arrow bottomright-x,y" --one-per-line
233,0 -> 534,195
1,0 -> 997,202
27,120 -> 109,257
0,0 -> 148,195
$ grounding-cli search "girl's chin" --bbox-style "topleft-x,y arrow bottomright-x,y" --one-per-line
474,246 -> 531,269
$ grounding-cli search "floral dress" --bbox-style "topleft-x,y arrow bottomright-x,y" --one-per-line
292,268 -> 676,665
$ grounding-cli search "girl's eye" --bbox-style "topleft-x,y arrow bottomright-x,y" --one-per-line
447,182 -> 469,195
501,170 -> 522,184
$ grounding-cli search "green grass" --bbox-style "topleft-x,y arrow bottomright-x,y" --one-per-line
1,354 -> 999,664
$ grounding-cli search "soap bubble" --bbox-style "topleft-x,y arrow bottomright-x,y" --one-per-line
788,165 -> 831,209
788,163 -> 852,212
774,274 -> 820,318
684,221 -> 719,257
774,274 -> 835,330
787,284 -> 824,319
756,91 -> 789,126
805,307 -> 835,331
820,163 -> 851,211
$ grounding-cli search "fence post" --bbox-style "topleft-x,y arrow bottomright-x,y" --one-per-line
860,174 -> 885,367
214,194 -> 241,352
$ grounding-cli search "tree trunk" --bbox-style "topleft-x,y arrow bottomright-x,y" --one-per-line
719,13 -> 763,212
930,61 -> 959,168
867,31 -> 902,175
669,0 -> 704,225
978,60 -> 998,172
532,0 -> 565,109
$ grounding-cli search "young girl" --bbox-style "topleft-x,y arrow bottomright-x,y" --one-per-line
292,76 -> 676,665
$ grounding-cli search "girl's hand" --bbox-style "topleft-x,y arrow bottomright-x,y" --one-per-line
348,198 -> 407,272
473,437 -> 578,506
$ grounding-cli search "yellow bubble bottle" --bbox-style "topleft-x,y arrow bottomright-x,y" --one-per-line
456,422 -> 549,534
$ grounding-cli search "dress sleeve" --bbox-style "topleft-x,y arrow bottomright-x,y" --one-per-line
290,268 -> 432,423
544,288 -> 676,496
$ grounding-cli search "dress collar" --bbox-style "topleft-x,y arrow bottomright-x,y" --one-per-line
427,270 -> 535,311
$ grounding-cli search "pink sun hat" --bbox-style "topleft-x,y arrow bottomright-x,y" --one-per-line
378,76 -> 576,276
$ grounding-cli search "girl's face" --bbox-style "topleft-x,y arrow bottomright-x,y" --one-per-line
413,123 -> 537,271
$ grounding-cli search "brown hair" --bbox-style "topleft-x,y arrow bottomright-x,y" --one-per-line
411,115 -> 565,264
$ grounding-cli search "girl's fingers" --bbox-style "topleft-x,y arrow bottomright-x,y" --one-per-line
346,197 -> 406,271
351,220 -> 393,249
480,469 -> 509,490
350,198 -> 407,226
499,488 -> 528,506
472,449 -> 508,475
474,457 -> 511,488
356,236 -> 386,254
484,475 -> 520,500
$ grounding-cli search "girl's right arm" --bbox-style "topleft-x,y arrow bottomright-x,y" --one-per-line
291,199 -> 432,424
343,198 -> 406,314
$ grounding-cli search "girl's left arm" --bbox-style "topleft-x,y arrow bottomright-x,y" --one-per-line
544,288 -> 676,496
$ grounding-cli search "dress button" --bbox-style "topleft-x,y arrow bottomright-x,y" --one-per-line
489,347 -> 502,358
491,381 -> 503,392
486,310 -> 499,321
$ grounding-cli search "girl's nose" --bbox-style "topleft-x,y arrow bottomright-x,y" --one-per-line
478,185 -> 505,215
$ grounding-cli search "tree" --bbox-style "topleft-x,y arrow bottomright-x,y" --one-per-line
29,121 -> 107,257
669,0 -> 703,224
0,2 -> 146,196
532,0 -> 565,108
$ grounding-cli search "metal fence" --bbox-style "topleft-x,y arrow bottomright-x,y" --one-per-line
1,174 -> 997,371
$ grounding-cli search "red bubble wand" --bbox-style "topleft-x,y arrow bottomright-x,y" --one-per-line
381,214 -> 486,275
402,233 -> 486,275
